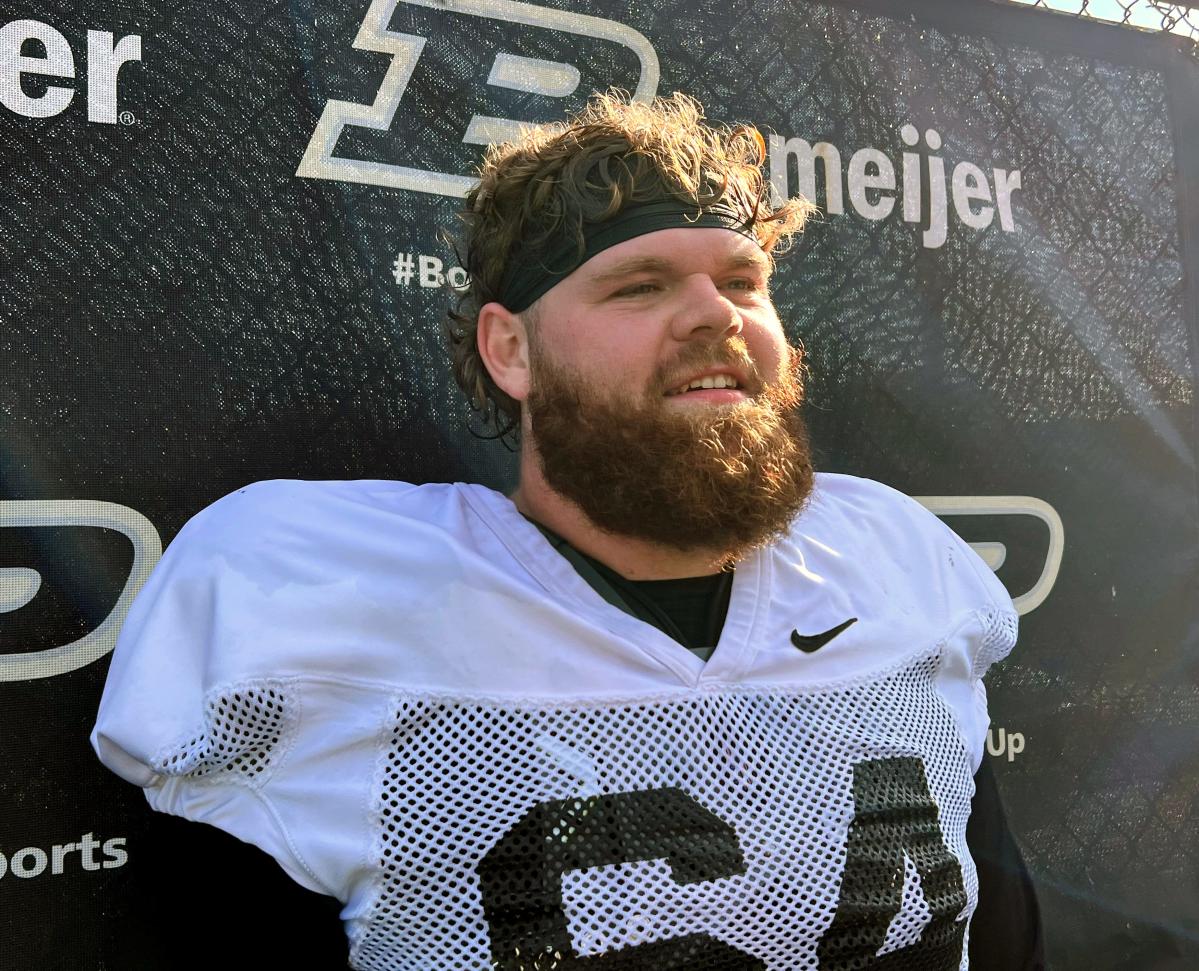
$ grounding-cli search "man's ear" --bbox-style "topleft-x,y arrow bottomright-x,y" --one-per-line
476,301 -> 531,402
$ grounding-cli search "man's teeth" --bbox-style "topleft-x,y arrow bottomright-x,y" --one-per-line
669,375 -> 740,395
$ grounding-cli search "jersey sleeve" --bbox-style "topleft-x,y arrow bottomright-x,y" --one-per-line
919,501 -> 1020,771
828,474 -> 1021,675
90,485 -> 325,894
831,476 -> 1019,770
930,511 -> 1019,681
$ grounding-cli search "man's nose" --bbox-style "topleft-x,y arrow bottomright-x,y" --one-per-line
670,275 -> 743,343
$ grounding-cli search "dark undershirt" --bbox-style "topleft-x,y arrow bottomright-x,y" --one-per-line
586,558 -> 733,661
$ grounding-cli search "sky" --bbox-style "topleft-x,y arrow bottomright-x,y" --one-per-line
1007,0 -> 1197,36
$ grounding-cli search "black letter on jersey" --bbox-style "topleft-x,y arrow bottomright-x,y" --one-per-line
816,756 -> 967,969
479,787 -> 762,969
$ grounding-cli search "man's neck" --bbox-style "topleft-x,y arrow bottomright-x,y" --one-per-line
512,467 -> 731,581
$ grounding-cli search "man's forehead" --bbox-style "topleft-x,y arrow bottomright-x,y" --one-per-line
578,228 -> 770,283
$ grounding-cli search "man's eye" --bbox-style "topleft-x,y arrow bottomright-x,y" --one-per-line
724,278 -> 763,292
614,282 -> 659,297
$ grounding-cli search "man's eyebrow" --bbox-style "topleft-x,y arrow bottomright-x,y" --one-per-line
585,256 -> 674,287
585,252 -> 771,287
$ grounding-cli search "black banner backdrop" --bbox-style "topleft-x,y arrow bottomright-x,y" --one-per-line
2,0 -> 1197,967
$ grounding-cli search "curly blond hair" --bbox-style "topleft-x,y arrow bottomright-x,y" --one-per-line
446,91 -> 816,437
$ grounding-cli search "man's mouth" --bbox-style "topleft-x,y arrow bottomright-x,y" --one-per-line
664,372 -> 743,397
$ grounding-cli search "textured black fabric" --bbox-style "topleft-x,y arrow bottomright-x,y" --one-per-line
2,1 -> 1195,964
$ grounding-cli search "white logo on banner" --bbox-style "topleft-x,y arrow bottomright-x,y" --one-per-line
392,251 -> 469,289
296,0 -> 659,197
986,726 -> 1026,762
0,18 -> 142,123
0,501 -> 162,681
0,833 -> 128,881
768,126 -> 1023,249
915,495 -> 1064,615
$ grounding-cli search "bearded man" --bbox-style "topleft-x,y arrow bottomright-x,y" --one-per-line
92,93 -> 1041,969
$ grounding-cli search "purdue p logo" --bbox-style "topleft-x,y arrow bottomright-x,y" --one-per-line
0,501 -> 161,681
295,0 -> 659,197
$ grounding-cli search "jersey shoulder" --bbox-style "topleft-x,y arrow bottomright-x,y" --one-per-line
177,478 -> 439,543
803,472 -> 949,539
799,472 -> 1008,600
169,478 -> 480,574
93,479 -> 497,783
785,472 -> 1017,675
107,477 -> 502,689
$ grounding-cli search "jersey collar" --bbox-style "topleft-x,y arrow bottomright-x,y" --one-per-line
461,485 -> 773,688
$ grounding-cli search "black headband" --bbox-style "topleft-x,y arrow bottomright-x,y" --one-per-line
498,201 -> 760,313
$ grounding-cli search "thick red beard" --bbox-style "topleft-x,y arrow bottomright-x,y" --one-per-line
526,340 -> 815,560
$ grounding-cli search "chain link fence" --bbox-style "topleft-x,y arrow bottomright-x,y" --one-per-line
996,0 -> 1199,50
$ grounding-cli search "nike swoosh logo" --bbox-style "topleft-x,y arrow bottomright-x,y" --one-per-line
791,617 -> 858,653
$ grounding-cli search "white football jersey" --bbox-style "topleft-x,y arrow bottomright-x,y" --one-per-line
91,473 -> 1017,970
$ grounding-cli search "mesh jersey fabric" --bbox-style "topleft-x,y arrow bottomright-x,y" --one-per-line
90,473 -> 1018,970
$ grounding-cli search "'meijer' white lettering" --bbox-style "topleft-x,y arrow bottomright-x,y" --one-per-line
0,19 -> 141,123
769,125 -> 1022,248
